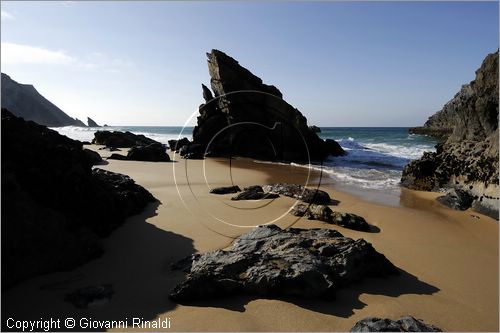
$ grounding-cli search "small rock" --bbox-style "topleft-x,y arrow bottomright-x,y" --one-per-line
127,143 -> 170,162
350,316 -> 442,332
83,148 -> 103,166
209,185 -> 241,194
107,153 -> 128,160
436,188 -> 473,211
231,185 -> 279,200
291,203 -> 332,223
263,183 -> 332,204
331,211 -> 370,231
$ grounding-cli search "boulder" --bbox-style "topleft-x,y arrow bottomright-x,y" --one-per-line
127,143 -> 170,162
191,50 -> 344,162
1,109 -> 156,288
179,143 -> 205,159
83,148 -> 103,166
291,203 -> 333,223
231,185 -> 279,200
168,137 -> 190,152
92,130 -> 158,148
350,316 -> 442,332
402,51 -> 498,219
170,225 -> 398,302
65,284 -> 113,309
209,185 -> 241,194
436,188 -> 474,211
107,153 -> 128,160
263,183 -> 332,204
331,212 -> 370,231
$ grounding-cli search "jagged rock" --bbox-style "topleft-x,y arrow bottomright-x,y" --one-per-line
191,50 -> 344,162
83,148 -> 103,165
1,73 -> 86,127
92,130 -> 158,148
309,125 -> 321,133
169,225 -> 398,302
231,185 -> 279,200
402,51 -> 499,220
65,284 -> 113,309
331,212 -> 370,231
1,109 -> 156,288
127,143 -> 170,162
209,185 -> 241,194
436,188 -> 474,211
87,117 -> 100,127
324,139 -> 346,157
168,138 -> 190,152
263,183 -> 332,204
350,316 -> 442,332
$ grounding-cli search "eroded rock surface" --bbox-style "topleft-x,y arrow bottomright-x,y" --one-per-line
350,316 -> 442,332
92,130 -> 158,148
170,225 -> 398,302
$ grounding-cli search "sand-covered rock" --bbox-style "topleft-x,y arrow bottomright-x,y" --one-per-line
402,51 -> 499,219
191,49 -> 345,162
350,316 -> 442,332
169,225 -> 397,302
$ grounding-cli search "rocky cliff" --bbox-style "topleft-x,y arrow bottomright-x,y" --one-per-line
401,51 -> 499,219
1,73 -> 86,127
87,117 -> 100,127
2,109 -> 156,288
192,50 -> 344,162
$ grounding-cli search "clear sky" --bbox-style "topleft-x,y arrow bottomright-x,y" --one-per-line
1,1 -> 498,126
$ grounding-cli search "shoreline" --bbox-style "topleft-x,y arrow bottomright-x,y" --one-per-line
2,146 -> 498,331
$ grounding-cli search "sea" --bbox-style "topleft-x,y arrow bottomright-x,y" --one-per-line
52,126 -> 437,202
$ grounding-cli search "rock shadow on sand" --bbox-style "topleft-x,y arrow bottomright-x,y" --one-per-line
170,268 -> 439,317
2,201 -> 197,332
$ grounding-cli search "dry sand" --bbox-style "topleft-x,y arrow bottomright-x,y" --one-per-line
2,145 -> 498,331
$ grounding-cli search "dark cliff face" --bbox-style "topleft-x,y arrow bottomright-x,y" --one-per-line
1,109 -> 155,288
402,51 -> 499,219
1,73 -> 86,127
192,50 -> 345,162
87,117 -> 100,127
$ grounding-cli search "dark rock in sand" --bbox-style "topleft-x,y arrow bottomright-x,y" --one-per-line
436,188 -> 474,211
83,148 -> 103,166
65,284 -> 113,309
331,211 -> 370,231
107,153 -> 128,160
1,109 -> 156,288
179,143 -> 205,159
168,137 -> 191,152
350,316 -> 442,332
170,225 -> 398,302
87,117 -> 100,127
291,203 -> 333,223
209,185 -> 241,194
92,130 -> 158,148
231,185 -> 280,200
99,146 -> 121,151
127,143 -> 170,162
402,51 -> 499,220
263,183 -> 332,204
191,50 -> 344,162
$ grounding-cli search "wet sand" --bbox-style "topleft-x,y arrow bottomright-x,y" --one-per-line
2,145 -> 498,331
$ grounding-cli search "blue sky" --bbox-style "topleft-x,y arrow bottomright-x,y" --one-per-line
1,1 -> 498,126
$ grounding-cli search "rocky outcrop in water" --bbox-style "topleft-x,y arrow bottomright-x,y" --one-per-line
87,117 -> 100,127
92,130 -> 159,148
1,109 -> 156,288
1,73 -> 86,127
191,50 -> 345,162
402,51 -> 499,219
170,225 -> 397,302
350,316 -> 442,332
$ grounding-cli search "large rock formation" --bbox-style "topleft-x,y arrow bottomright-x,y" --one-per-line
87,117 -> 100,127
1,73 -> 86,127
191,50 -> 345,162
1,109 -> 156,288
402,51 -> 499,219
170,225 -> 397,302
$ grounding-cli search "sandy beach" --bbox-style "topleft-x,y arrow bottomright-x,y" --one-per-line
2,145 -> 498,332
